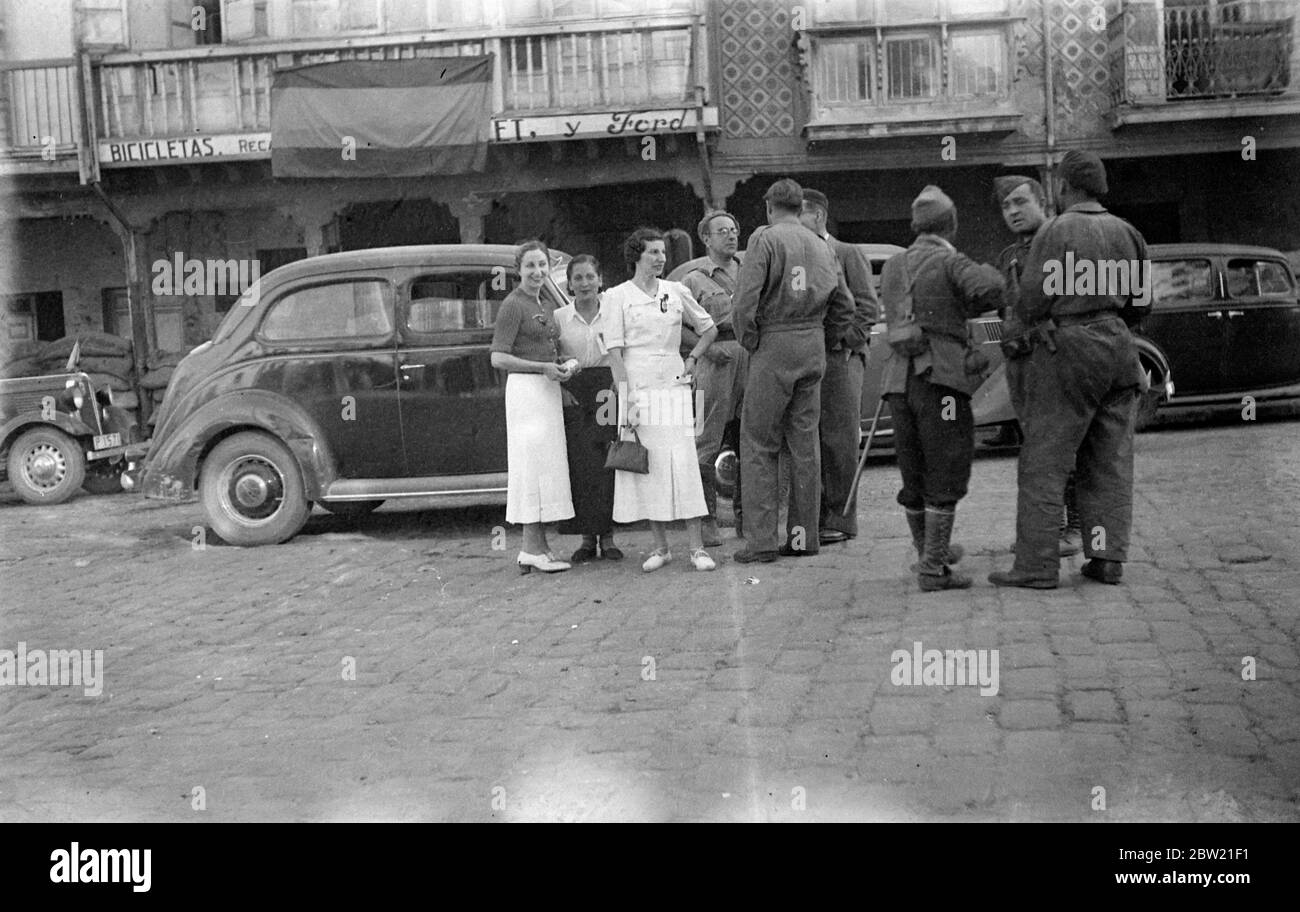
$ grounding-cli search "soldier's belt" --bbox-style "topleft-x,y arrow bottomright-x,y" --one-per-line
1052,310 -> 1121,327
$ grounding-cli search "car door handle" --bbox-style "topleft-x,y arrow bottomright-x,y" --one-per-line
1227,310 -> 1245,317
1206,311 -> 1223,319
399,363 -> 427,371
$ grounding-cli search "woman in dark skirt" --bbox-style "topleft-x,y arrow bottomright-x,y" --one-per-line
555,255 -> 622,563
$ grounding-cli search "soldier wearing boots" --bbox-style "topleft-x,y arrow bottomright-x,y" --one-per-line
989,151 -> 1148,589
678,211 -> 746,547
879,186 -> 1003,591
993,175 -> 1082,557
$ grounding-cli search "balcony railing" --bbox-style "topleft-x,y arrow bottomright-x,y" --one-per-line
502,22 -> 700,112
1111,0 -> 1296,108
0,58 -> 83,160
1166,1 -> 1293,98
95,37 -> 488,139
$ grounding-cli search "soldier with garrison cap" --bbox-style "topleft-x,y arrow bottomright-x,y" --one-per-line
994,174 -> 1082,559
879,185 -> 1003,591
989,151 -> 1149,589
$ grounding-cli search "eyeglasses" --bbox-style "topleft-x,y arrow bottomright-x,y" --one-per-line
712,227 -> 740,236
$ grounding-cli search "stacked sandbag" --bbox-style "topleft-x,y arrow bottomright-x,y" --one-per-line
0,339 -> 54,379
141,347 -> 195,419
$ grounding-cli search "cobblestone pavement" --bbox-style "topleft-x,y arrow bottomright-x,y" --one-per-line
1,418 -> 1298,822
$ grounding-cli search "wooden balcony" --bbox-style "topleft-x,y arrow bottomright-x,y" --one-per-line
0,58 -> 86,175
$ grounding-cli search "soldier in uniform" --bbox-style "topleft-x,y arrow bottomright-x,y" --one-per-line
989,151 -> 1148,588
799,189 -> 877,544
879,186 -> 1003,591
732,178 -> 856,563
676,210 -> 746,548
994,175 -> 1082,557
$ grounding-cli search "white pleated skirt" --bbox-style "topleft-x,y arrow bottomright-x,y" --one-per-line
505,373 -> 575,525
612,350 -> 708,523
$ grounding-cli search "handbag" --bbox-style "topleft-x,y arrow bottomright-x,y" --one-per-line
887,256 -> 929,358
605,424 -> 649,474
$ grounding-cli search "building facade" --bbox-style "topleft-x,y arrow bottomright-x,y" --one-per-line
2,0 -> 1298,416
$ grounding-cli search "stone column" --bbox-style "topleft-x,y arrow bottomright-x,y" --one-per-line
446,194 -> 496,244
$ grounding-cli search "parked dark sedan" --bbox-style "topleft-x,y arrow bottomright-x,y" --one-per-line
1138,243 -> 1300,419
143,245 -> 571,546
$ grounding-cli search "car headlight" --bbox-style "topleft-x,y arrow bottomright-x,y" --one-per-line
64,378 -> 85,410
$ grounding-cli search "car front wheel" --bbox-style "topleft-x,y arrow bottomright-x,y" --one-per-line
7,427 -> 86,505
200,431 -> 310,546
1135,357 -> 1166,432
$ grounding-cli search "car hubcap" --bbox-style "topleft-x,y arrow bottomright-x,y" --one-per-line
24,444 -> 67,490
221,455 -> 284,523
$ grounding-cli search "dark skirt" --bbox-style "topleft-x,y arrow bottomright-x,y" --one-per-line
559,366 -> 617,536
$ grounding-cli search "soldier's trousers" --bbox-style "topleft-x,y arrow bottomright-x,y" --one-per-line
1007,316 -> 1139,576
888,371 -> 974,511
741,328 -> 825,552
819,349 -> 866,535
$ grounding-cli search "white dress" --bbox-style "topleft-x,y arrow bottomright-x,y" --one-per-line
602,279 -> 716,522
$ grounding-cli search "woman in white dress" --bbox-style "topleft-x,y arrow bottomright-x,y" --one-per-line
489,240 -> 576,573
604,228 -> 720,572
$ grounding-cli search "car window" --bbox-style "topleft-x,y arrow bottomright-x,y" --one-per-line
1150,259 -> 1214,307
1226,258 -> 1295,298
261,280 -> 393,341
407,271 -> 511,333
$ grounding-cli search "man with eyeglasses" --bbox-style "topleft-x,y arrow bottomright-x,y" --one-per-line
673,210 -> 747,546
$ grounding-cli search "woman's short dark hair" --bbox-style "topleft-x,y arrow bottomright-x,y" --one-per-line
623,227 -> 664,273
515,238 -> 550,271
566,254 -> 601,285
911,209 -> 958,237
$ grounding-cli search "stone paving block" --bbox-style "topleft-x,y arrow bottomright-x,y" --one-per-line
997,700 -> 1062,731
1066,690 -> 1123,723
868,698 -> 932,735
1093,619 -> 1151,644
998,667 -> 1060,699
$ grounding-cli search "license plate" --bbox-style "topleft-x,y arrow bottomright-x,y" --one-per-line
93,433 -> 122,450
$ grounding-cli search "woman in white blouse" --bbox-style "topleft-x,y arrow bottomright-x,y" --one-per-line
604,228 -> 720,572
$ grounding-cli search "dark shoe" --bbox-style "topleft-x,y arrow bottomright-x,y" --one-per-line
569,546 -> 598,564
818,529 -> 850,545
733,548 -> 778,564
919,567 -> 972,591
1080,558 -> 1123,585
917,507 -> 972,591
598,540 -> 624,561
988,568 -> 1059,589
778,543 -> 817,557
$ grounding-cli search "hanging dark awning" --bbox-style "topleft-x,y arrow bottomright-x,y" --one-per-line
271,56 -> 492,178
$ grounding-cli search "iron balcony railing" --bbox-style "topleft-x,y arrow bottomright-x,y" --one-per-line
1111,0 -> 1296,106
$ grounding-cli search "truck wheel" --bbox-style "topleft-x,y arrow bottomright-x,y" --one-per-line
7,427 -> 86,505
1135,358 -> 1165,432
199,431 -> 310,546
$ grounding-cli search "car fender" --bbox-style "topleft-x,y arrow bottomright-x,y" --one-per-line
1,412 -> 98,454
142,389 -> 337,502
1133,335 -> 1173,400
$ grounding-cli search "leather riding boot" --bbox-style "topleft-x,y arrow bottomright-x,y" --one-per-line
699,464 -> 722,547
907,507 -> 966,573
917,507 -> 972,591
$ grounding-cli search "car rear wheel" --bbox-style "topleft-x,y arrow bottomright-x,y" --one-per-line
320,499 -> 384,516
713,448 -> 738,500
200,432 -> 310,546
7,427 -> 86,505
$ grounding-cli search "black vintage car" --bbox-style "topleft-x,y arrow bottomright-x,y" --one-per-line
143,244 -> 572,546
1,367 -> 144,504
1139,243 -> 1300,417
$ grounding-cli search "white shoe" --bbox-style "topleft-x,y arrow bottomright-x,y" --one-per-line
642,548 -> 672,572
518,551 -> 570,574
689,548 -> 716,571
